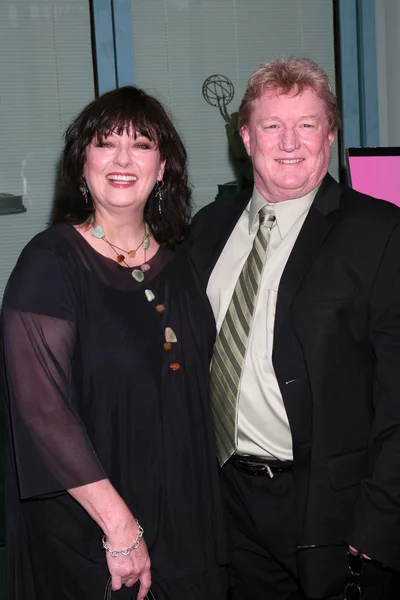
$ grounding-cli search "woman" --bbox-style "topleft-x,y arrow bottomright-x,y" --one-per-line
1,86 -> 228,600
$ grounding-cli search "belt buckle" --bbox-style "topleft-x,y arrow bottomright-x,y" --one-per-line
265,464 -> 274,478
249,461 -> 275,478
236,459 -> 275,478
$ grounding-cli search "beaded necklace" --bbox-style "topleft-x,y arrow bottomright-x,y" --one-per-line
91,222 -> 151,282
90,221 -> 180,371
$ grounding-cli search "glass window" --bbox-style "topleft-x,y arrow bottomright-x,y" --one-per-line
0,0 -> 96,551
130,0 -> 338,211
0,0 -> 95,301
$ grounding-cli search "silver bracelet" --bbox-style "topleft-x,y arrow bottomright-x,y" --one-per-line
102,520 -> 144,557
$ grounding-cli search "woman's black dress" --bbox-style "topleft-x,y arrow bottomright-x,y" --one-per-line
1,223 -> 227,599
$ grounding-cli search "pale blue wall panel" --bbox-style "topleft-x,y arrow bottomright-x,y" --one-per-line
92,0 -> 117,93
356,0 -> 379,146
338,0 -> 362,149
113,0 -> 135,86
338,0 -> 379,149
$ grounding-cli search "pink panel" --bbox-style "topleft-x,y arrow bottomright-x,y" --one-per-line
348,155 -> 400,207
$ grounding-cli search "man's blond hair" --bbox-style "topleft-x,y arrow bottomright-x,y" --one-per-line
239,57 -> 341,132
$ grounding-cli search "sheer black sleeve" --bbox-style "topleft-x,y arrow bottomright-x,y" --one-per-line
1,238 -> 106,499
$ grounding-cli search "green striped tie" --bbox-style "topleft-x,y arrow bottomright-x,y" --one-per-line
210,206 -> 275,466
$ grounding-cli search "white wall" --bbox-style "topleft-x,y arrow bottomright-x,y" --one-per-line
375,0 -> 400,146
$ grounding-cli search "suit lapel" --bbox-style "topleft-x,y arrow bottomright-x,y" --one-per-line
195,190 -> 251,284
213,191 -> 251,255
273,174 -> 342,342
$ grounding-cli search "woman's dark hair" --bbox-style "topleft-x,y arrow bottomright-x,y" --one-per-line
53,86 -> 191,247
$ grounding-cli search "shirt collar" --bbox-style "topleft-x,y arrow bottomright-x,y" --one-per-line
248,184 -> 320,238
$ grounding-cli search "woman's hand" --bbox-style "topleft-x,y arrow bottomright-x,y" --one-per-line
105,519 -> 152,600
68,480 -> 152,600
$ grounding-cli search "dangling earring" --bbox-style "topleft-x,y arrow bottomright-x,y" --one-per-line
79,179 -> 89,205
155,180 -> 164,215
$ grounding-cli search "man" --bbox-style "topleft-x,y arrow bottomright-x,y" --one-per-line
189,57 -> 400,599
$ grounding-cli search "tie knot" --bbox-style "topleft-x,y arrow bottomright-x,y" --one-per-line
259,206 -> 275,229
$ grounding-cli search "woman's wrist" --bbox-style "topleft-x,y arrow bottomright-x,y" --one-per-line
102,519 -> 144,557
102,510 -> 139,542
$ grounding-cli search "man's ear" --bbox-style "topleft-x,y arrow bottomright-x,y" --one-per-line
241,126 -> 251,157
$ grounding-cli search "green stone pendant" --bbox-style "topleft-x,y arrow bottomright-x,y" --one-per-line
91,225 -> 105,239
132,269 -> 144,282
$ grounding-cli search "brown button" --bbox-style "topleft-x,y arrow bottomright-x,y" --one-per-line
169,363 -> 181,371
156,304 -> 165,313
163,342 -> 172,351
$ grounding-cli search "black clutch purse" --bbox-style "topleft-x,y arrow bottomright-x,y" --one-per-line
104,577 -> 157,600
344,552 -> 364,600
104,577 -> 129,600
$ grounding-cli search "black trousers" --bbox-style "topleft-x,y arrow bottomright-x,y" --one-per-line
222,461 -> 400,600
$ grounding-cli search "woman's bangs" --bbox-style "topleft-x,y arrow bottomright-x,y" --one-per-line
91,106 -> 160,146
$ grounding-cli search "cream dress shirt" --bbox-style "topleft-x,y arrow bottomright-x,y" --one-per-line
207,185 -> 318,460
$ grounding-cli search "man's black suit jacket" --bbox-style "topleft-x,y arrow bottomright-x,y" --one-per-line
188,174 -> 400,597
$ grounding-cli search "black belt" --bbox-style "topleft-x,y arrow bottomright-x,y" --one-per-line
228,454 -> 294,477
